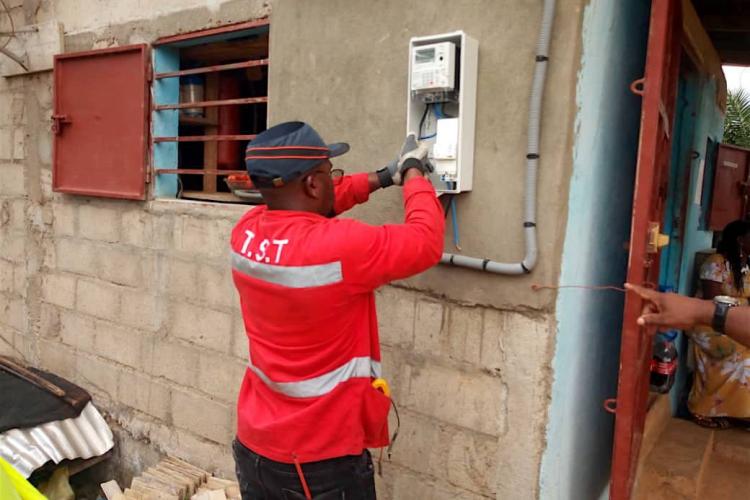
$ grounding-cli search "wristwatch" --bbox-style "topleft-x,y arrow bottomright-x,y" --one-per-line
713,295 -> 739,334
375,167 -> 394,188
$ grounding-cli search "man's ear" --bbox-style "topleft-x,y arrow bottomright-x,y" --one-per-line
302,173 -> 319,199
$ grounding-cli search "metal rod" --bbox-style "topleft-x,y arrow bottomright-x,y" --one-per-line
155,59 -> 269,79
153,134 -> 257,142
179,115 -> 217,126
155,169 -> 248,175
154,97 -> 268,111
0,46 -> 28,71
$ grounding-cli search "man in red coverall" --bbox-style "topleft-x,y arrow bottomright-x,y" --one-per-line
230,121 -> 444,499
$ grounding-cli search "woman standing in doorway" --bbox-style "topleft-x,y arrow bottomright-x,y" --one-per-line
690,219 -> 750,428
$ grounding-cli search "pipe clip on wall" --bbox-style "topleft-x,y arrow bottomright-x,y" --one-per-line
440,0 -> 556,275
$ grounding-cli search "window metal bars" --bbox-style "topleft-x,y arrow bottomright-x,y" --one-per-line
154,169 -> 247,175
154,59 -> 269,79
151,23 -> 268,194
153,134 -> 257,142
153,96 -> 268,111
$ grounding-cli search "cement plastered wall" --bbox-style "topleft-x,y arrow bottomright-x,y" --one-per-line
0,1 -> 582,498
269,0 -> 583,310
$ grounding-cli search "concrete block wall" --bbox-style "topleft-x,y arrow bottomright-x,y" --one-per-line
0,69 -> 38,363
2,158 -> 555,497
374,287 -> 553,499
2,162 -> 555,496
7,191 -> 252,476
48,199 -> 256,475
0,1 -> 255,470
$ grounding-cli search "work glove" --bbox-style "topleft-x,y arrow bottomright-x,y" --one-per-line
377,133 -> 420,187
397,141 -> 433,177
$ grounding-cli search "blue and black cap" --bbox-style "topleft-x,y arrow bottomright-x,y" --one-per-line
245,121 -> 350,188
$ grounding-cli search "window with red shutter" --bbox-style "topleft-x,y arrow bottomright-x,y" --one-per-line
52,19 -> 269,204
53,44 -> 150,200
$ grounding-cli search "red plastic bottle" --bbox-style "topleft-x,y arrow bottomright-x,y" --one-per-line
649,334 -> 678,393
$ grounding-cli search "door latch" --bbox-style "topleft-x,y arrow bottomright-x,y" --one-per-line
51,114 -> 70,135
647,221 -> 670,253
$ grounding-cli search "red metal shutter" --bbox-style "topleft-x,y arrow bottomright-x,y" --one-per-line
708,143 -> 750,230
609,0 -> 682,499
53,44 -> 150,200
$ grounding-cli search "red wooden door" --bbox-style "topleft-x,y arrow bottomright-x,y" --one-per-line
709,143 -> 750,230
610,1 -> 682,498
53,44 -> 150,200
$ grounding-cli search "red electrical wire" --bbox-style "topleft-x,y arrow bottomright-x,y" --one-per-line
530,283 -> 656,293
292,454 -> 312,500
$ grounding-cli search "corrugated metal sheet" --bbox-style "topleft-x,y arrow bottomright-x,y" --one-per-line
0,402 -> 114,478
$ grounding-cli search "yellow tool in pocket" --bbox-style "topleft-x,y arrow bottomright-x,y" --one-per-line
371,378 -> 391,397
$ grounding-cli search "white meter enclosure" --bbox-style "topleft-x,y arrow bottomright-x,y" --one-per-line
407,32 -> 478,194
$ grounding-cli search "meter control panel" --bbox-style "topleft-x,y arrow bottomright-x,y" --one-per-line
410,41 -> 457,94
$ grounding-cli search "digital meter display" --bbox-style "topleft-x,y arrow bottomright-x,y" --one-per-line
410,41 -> 456,94
415,48 -> 435,64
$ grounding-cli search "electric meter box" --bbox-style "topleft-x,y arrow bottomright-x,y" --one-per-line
407,31 -> 478,194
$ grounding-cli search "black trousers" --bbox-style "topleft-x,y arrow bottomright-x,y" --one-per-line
233,439 -> 377,500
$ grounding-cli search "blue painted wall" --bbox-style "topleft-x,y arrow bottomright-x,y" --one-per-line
657,74 -> 700,414
659,75 -> 725,297
539,1 -> 650,499
660,75 -> 725,413
675,77 -> 724,297
152,46 -> 180,197
659,75 -> 698,294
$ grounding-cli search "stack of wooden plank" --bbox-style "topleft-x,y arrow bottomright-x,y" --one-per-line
100,456 -> 241,500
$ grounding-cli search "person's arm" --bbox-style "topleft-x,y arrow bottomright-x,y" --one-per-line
331,173 -> 378,215
338,168 -> 445,290
332,133 -> 425,215
625,284 -> 750,347
725,307 -> 750,343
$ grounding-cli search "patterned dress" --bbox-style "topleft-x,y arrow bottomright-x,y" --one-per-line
688,253 -> 750,419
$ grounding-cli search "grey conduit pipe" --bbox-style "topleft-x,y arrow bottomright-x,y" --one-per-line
441,0 -> 556,275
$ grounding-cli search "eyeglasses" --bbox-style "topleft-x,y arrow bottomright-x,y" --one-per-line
307,167 -> 344,185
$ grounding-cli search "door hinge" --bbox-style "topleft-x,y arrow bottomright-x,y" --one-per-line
647,221 -> 670,253
145,166 -> 152,184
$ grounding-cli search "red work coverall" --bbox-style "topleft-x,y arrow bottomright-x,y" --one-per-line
230,173 -> 444,463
